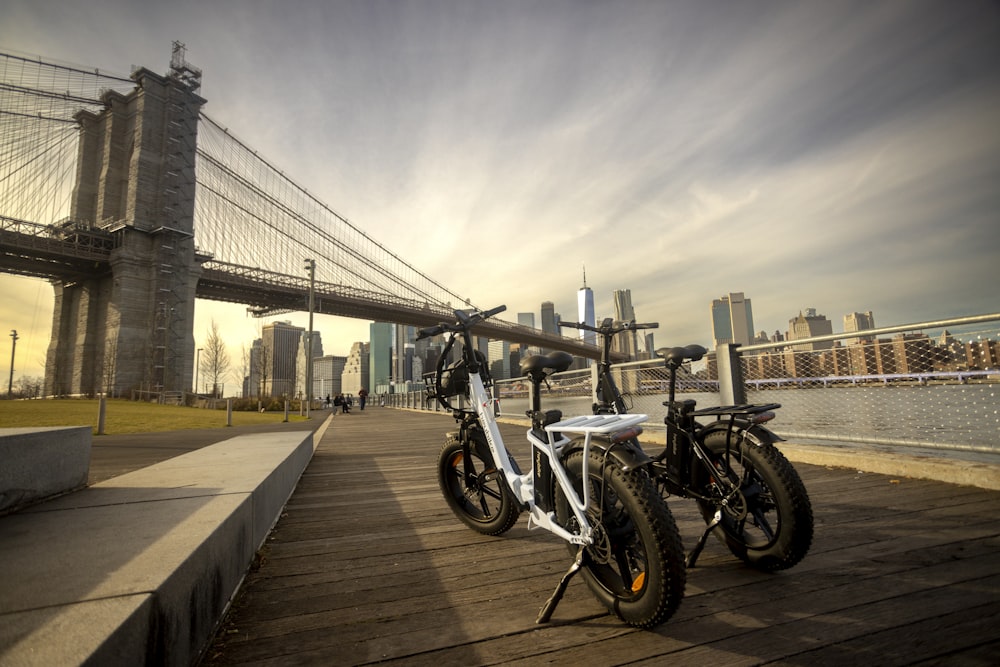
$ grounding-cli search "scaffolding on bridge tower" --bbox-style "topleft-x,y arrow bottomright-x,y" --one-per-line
148,42 -> 204,396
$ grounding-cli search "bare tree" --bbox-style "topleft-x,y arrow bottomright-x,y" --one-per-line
234,342 -> 251,398
199,319 -> 231,398
15,376 -> 43,399
256,338 -> 270,404
101,332 -> 119,397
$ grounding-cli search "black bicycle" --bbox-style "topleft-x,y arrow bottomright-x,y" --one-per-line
560,319 -> 813,571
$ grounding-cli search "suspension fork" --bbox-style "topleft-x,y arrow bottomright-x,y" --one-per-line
687,422 -> 743,502
597,364 -> 629,414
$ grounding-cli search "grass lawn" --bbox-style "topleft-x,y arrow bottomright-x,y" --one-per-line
0,399 -> 310,435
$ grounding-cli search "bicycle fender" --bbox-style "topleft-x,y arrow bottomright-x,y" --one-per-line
700,422 -> 783,446
448,428 -> 494,463
563,435 -> 654,473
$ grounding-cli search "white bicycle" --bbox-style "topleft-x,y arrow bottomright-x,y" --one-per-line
419,306 -> 686,627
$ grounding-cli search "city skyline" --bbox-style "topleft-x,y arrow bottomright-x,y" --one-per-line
2,0 -> 998,381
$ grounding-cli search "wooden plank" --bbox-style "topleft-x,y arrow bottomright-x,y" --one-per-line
202,409 -> 1000,666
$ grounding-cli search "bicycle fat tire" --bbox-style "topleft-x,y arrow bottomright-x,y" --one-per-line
555,448 -> 686,628
696,429 -> 813,571
438,433 -> 520,536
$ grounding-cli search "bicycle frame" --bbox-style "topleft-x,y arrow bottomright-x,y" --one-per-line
433,317 -> 652,549
460,355 -> 595,545
425,308 -> 692,625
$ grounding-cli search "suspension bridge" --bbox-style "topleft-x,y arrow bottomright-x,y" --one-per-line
0,46 -> 599,396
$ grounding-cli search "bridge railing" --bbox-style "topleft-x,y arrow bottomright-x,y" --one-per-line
384,313 -> 1000,456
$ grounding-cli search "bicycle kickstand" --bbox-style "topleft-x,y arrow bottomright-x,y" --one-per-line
536,546 -> 587,624
686,508 -> 722,568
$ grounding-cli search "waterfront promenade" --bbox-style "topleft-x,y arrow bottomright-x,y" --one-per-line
203,408 -> 1000,665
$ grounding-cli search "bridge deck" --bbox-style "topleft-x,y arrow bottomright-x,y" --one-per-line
203,409 -> 1000,666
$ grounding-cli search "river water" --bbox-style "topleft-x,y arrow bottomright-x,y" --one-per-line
497,382 -> 999,455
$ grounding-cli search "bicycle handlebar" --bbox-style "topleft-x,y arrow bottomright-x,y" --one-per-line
416,305 -> 507,340
559,319 -> 659,334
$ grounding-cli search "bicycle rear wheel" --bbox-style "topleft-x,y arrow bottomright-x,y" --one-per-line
555,448 -> 686,628
695,429 -> 813,571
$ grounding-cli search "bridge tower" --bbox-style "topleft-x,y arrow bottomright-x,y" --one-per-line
45,44 -> 206,397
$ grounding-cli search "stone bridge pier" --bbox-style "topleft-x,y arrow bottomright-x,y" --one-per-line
45,50 -> 206,397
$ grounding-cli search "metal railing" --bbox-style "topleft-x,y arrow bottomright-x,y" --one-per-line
383,313 -> 1000,456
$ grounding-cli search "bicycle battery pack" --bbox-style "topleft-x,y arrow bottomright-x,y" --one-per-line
532,445 -> 554,512
664,400 -> 697,483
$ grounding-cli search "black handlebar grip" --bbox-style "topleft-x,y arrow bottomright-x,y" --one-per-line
416,325 -> 444,340
483,304 -> 507,318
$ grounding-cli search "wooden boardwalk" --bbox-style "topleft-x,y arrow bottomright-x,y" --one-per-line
203,409 -> 1000,666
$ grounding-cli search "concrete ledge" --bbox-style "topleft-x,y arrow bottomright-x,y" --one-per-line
779,442 -> 1000,491
0,415 -> 331,666
0,427 -> 91,515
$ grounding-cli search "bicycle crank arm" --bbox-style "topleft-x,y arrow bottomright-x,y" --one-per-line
536,546 -> 587,623
686,509 -> 722,569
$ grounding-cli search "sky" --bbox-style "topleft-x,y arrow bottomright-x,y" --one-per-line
2,0 -> 999,384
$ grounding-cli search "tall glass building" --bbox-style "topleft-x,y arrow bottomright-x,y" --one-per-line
577,267 -> 596,347
369,322 -> 393,393
613,289 -> 640,359
541,301 -> 558,335
711,292 -> 754,347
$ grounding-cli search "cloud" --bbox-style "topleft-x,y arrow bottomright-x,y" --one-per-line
2,0 -> 998,382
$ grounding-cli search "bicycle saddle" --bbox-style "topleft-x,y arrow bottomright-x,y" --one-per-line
520,351 -> 574,379
655,344 -> 708,367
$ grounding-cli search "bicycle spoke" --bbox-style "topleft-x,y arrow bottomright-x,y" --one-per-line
750,509 -> 776,541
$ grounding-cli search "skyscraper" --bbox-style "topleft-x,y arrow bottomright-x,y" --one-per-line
787,308 -> 834,351
313,354 -> 346,399
296,330 -> 323,397
614,288 -> 636,321
369,322 -> 393,393
577,267 -> 596,347
844,311 -> 876,344
262,320 -> 304,396
341,342 -> 370,395
488,339 -> 511,380
517,312 -> 536,329
711,292 -> 754,347
541,301 -> 558,336
613,288 -> 640,360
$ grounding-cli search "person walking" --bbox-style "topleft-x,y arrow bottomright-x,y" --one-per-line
358,387 -> 369,411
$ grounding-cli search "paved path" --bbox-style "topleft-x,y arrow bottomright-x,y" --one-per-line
88,418 -> 321,484
201,408 -> 1000,666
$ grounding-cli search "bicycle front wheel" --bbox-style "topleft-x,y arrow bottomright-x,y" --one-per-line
438,433 -> 520,536
555,448 -> 686,628
695,429 -> 813,571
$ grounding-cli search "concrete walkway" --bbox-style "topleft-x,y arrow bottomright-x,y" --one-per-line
0,415 -> 331,667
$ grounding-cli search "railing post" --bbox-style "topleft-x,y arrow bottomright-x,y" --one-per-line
716,343 -> 746,406
590,364 -> 600,407
97,395 -> 106,435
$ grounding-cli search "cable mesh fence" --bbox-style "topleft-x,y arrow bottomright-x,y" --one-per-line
392,322 -> 999,455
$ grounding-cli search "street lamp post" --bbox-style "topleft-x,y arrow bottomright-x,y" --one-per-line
8,329 -> 18,397
305,259 -> 316,417
195,347 -> 202,396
